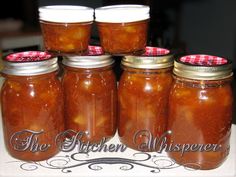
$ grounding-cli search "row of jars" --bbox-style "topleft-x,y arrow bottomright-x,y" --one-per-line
0,47 -> 233,170
39,5 -> 150,55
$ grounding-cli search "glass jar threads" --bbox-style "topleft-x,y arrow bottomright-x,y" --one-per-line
167,55 -> 233,170
118,47 -> 173,151
62,46 -> 117,143
1,51 -> 64,161
39,5 -> 94,55
95,5 -> 150,55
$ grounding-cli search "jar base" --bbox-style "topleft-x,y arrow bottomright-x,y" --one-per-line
7,149 -> 60,162
167,152 -> 227,170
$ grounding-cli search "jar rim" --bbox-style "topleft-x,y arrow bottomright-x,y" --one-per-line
63,55 -> 114,69
95,4 -> 150,23
39,5 -> 94,23
173,54 -> 233,80
121,47 -> 173,69
2,51 -> 59,76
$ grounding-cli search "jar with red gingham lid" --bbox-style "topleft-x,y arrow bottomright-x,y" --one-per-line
118,46 -> 174,151
167,54 -> 233,170
1,51 -> 64,161
62,46 -> 117,143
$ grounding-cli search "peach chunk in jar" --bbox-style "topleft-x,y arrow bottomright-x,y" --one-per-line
97,20 -> 148,55
40,21 -> 92,54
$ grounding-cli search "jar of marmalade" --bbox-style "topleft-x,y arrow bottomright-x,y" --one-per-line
39,5 -> 94,55
95,5 -> 150,55
1,51 -> 64,161
118,47 -> 173,151
62,46 -> 117,143
167,55 -> 233,170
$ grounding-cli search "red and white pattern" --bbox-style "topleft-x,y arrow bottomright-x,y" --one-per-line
87,46 -> 104,56
6,51 -> 52,62
180,55 -> 228,66
143,46 -> 170,56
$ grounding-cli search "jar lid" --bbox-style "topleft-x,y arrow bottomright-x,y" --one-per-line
121,46 -> 173,69
95,4 -> 150,23
174,54 -> 233,80
2,51 -> 58,76
39,5 -> 94,23
62,46 -> 114,68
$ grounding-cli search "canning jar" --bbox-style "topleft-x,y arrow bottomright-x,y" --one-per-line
95,5 -> 150,55
118,47 -> 173,151
167,55 -> 233,170
1,51 -> 64,161
62,46 -> 117,143
39,5 -> 94,55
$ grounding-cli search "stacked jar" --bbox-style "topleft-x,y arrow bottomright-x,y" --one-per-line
38,5 -> 118,145
39,5 -> 94,55
38,4 -> 151,146
95,5 -> 150,55
118,47 -> 173,151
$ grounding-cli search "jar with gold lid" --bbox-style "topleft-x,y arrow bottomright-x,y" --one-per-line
62,46 -> 117,144
167,54 -> 233,170
118,47 -> 173,151
1,51 -> 64,161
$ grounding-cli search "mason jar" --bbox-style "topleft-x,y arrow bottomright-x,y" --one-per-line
95,5 -> 150,55
1,51 -> 64,161
167,54 -> 233,170
62,46 -> 117,143
118,47 -> 173,151
39,5 -> 94,55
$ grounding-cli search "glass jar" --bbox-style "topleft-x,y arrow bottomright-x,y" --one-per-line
39,5 -> 94,55
62,46 -> 117,143
167,55 -> 233,170
1,51 -> 64,161
118,47 -> 173,151
95,5 -> 150,55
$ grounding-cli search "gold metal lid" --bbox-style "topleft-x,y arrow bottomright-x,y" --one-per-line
63,46 -> 114,68
121,47 -> 173,69
63,55 -> 114,68
174,54 -> 233,80
2,51 -> 58,76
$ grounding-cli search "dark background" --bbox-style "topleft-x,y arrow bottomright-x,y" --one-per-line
0,0 -> 235,123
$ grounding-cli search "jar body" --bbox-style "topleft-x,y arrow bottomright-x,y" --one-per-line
96,20 -> 148,55
118,67 -> 173,151
167,76 -> 233,170
62,66 -> 117,143
1,72 -> 64,161
40,21 -> 92,54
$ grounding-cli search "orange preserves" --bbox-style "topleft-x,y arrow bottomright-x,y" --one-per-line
62,52 -> 117,143
39,5 -> 93,54
96,20 -> 148,55
1,51 -> 64,161
167,55 -> 233,170
40,21 -> 92,54
118,47 -> 173,151
95,5 -> 150,55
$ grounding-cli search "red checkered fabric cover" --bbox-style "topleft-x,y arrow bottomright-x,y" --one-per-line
87,46 -> 104,56
143,46 -> 170,56
180,55 -> 228,66
5,51 -> 52,62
